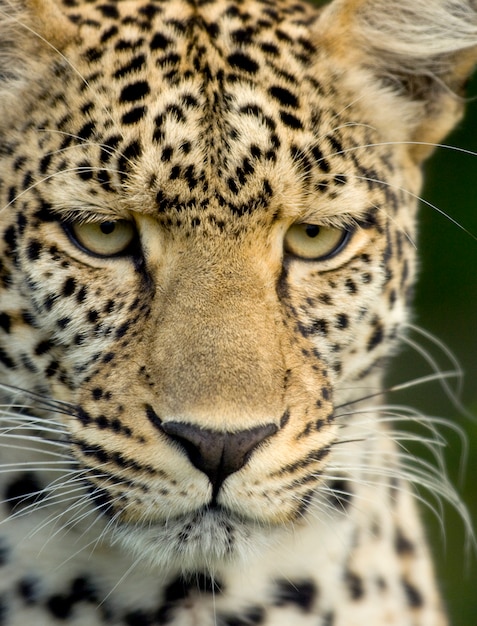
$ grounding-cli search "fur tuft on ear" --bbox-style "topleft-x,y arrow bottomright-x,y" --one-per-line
317,0 -> 477,161
0,0 -> 76,108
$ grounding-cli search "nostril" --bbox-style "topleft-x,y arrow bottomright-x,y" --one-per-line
160,420 -> 277,495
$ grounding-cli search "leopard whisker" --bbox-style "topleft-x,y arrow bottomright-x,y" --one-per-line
334,369 -> 461,410
0,382 -> 75,414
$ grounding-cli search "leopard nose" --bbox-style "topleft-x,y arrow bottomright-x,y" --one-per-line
161,420 -> 277,495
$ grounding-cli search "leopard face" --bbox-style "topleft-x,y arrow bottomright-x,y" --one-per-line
0,0 -> 475,605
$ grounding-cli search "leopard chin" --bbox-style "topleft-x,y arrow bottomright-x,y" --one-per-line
114,507 -> 276,573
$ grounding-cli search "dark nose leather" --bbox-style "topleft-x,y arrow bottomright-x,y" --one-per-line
161,420 -> 277,496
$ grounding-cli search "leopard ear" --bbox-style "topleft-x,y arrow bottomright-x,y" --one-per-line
316,0 -> 477,162
0,0 -> 76,94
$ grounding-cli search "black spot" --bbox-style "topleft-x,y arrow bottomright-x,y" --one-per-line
17,577 -> 40,605
345,570 -> 364,600
116,322 -> 131,339
260,42 -> 279,56
335,313 -> 349,329
327,134 -> 344,156
161,145 -> 173,162
87,309 -> 99,323
116,37 -> 145,52
76,285 -> 88,303
120,81 -> 150,103
367,323 -> 384,351
23,171 -> 33,189
227,52 -> 259,73
161,573 -> 223,606
150,31 -> 171,50
97,4 -> 119,19
345,278 -> 357,294
76,407 -> 92,426
34,339 -> 53,356
275,29 -> 292,43
43,293 -> 57,312
290,145 -> 311,175
123,140 -> 142,161
311,146 -> 330,174
92,388 -> 103,400
47,594 -> 74,620
195,573 -> 222,594
45,360 -> 59,378
61,277 -> 76,297
77,121 -> 96,140
122,106 -> 147,125
269,85 -> 298,108
5,472 -> 42,510
77,160 -> 93,180
100,134 -> 121,164
113,54 -> 146,78
0,313 -> 11,333
327,478 -> 353,511
312,318 -> 328,336
157,52 -> 181,68
139,4 -> 162,19
26,239 -> 42,261
402,579 -> 423,608
280,110 -> 303,129
274,579 -> 317,612
170,165 -> 181,180
57,317 -> 71,330
124,610 -> 153,626
161,577 -> 190,604
70,575 -> 97,603
96,415 -> 109,429
33,201 -> 56,223
395,528 -> 415,555
331,174 -> 345,189
227,177 -> 238,194
315,180 -> 328,193
16,212 -> 26,235
231,27 -> 254,45
39,153 -> 52,174
84,47 -> 104,63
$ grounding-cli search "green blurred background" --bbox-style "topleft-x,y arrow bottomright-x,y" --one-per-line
311,1 -> 477,622
391,74 -> 477,624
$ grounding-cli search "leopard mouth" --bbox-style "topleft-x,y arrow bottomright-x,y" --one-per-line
114,505 -> 275,572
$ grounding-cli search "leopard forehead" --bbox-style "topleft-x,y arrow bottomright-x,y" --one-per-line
12,0 -> 396,232
0,0 -> 417,430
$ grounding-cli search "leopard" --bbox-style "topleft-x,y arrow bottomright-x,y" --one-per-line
0,0 -> 476,624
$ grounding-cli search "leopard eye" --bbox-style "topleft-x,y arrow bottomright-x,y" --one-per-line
284,223 -> 350,261
66,220 -> 136,257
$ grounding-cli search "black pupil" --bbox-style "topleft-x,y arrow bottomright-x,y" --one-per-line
100,221 -> 116,235
305,224 -> 320,238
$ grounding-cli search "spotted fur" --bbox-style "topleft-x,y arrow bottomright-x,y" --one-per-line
0,0 -> 476,624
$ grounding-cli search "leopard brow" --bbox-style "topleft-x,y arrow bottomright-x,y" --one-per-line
49,205 -> 132,223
